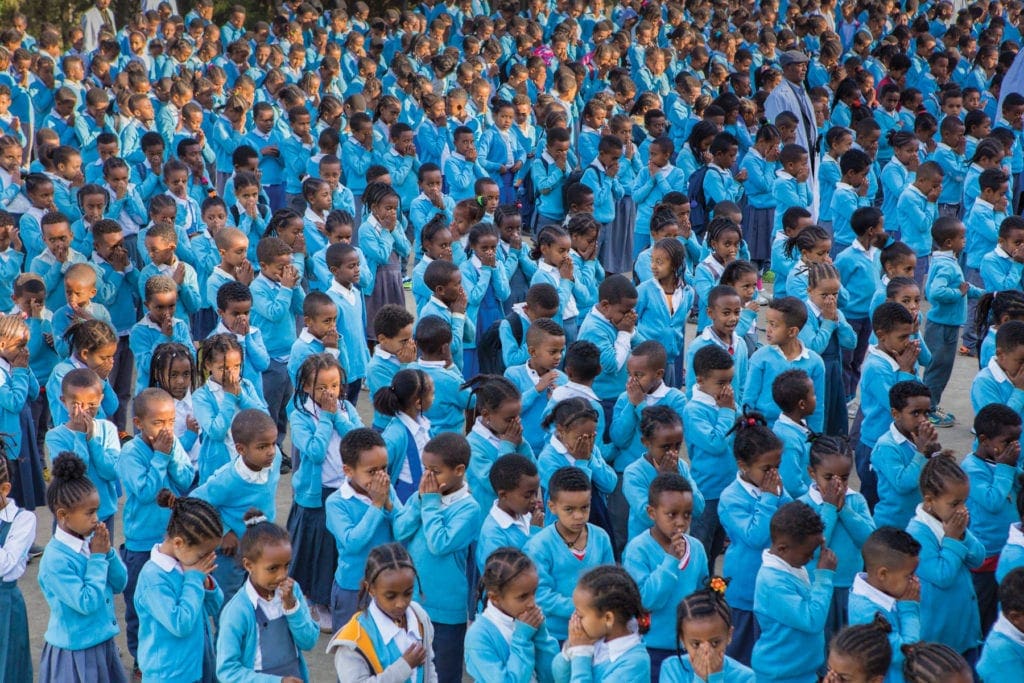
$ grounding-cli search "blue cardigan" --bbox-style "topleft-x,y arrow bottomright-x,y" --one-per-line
552,638 -> 651,682
720,478 -> 791,611
848,578 -> 921,682
659,654 -> 755,682
871,425 -> 928,530
464,611 -> 560,683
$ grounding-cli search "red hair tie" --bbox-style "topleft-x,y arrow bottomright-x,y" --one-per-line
746,417 -> 756,426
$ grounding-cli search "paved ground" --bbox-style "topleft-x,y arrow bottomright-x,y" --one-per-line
17,297 -> 983,681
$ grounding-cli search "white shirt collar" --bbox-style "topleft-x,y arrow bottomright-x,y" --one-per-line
932,250 -> 955,260
329,277 -> 357,304
150,543 -> 183,573
551,380 -> 599,403
988,356 -> 1010,384
369,600 -> 422,650
54,527 -> 91,557
304,206 -> 327,224
807,481 -> 852,505
398,411 -> 431,440
690,385 -> 718,407
234,456 -> 270,484
441,482 -> 472,507
482,601 -> 517,644
298,328 -> 319,345
1008,523 -> 1024,548
761,548 -> 810,585
777,413 -> 809,433
996,245 -> 1011,259
867,345 -> 900,372
851,572 -> 897,612
471,417 -> 502,449
645,381 -> 671,405
913,503 -> 945,542
993,613 -> 1024,647
340,480 -> 373,505
770,340 -> 810,361
888,421 -> 910,445
851,239 -> 877,259
489,500 -> 532,536
699,325 -> 741,351
537,259 -> 558,275
374,346 -> 396,362
701,253 -> 725,279
417,359 -> 447,368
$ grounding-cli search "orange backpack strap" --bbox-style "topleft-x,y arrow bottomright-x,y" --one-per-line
333,611 -> 384,674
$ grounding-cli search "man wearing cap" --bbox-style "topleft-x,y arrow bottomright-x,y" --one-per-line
765,50 -> 818,156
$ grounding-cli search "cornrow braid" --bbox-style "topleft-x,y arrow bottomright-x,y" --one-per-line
156,489 -> 223,546
919,453 -> 968,498
577,565 -> 648,634
785,225 -> 830,259
292,353 -> 346,414
461,374 -> 521,428
46,452 -> 98,514
829,615 -> 893,679
64,319 -> 117,357
808,434 -> 854,468
727,408 -> 781,465
477,546 -> 535,610
358,542 -> 420,610
901,642 -> 969,682
197,333 -> 245,383
149,342 -> 198,394
675,581 -> 733,658
806,261 -> 841,291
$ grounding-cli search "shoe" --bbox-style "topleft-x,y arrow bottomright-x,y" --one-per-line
279,455 -> 292,475
928,408 -> 956,428
755,292 -> 769,305
762,270 -> 776,284
402,277 -> 412,290
846,398 -> 859,420
28,544 -> 44,559
687,311 -> 698,324
958,345 -> 976,357
132,663 -> 142,681
311,604 -> 334,633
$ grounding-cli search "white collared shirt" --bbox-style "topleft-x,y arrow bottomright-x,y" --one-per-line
867,345 -> 901,372
234,455 -> 271,485
482,601 -> 517,645
888,421 -> 910,446
212,320 -> 245,344
645,381 -> 670,406
988,356 -> 1010,384
761,548 -> 810,585
244,578 -> 299,671
851,572 -> 897,612
369,600 -> 422,656
770,340 -> 810,362
537,260 -> 579,318
55,526 -> 92,558
441,483 -> 472,507
777,413 -> 809,435
339,480 -> 373,505
550,380 -> 599,404
397,412 -> 431,484
0,499 -> 35,581
593,632 -> 642,665
806,482 -> 852,506
1008,523 -> 1024,548
488,500 -> 532,538
698,325 -> 741,355
851,238 -> 878,260
329,277 -> 357,306
690,385 -> 718,407
700,253 -> 725,280
150,543 -> 183,573
174,393 -> 200,464
993,613 -> 1024,647
913,504 -> 945,542
591,308 -> 633,368
205,378 -> 238,459
303,397 -> 344,488
471,417 -> 502,449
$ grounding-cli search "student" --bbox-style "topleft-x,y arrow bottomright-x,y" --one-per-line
830,149 -> 874,256
505,317 -> 567,454
819,131 -> 852,231
901,643 -> 972,683
250,236 -> 304,443
685,284 -> 748,403
848,526 -> 923,682
498,283 -> 560,370
532,127 -> 574,226
134,490 -> 223,683
744,297 -> 826,431
37,453 -> 128,683
881,131 -> 920,230
634,238 -> 693,388
908,455 -> 986,659
977,568 -> 1024,679
770,370 -> 816,498
565,213 -> 603,320
998,487 -> 1024,584
856,303 -> 921,511
525,466 -> 614,643
551,565 -> 651,680
0,454 -> 34,683
633,136 -> 687,259
530,224 -> 581,343
461,222 -> 511,377
215,511 -> 320,681
412,215 -> 454,313
751,501 -> 837,682
324,428 -> 401,631
825,619 -> 894,683
360,183 -> 410,338
288,292 -> 342,384
740,124 -> 781,269
464,375 -> 533,512
191,409 -> 281,603
147,342 -> 200,467
328,543 -> 437,681
375,369 -> 434,503
475,454 -> 543,574
420,259 -> 473,372
30,211 -> 88,312
581,135 -> 626,247
964,169 -> 1013,355
117,388 -> 196,665
694,219 -> 742,333
896,161 -> 943,285
210,281 -> 270,398
784,225 -> 837,304
577,274 -> 639,423
922,216 -> 983,426
445,126 -> 490,204
50,262 -> 112,358
464,547 -> 560,682
962,404 -> 1024,635
972,319 -> 1024,421
367,304 -> 416,429
771,144 -> 811,236
324,243 -> 370,403
771,208 -> 814,299
632,207 -> 682,285
798,436 -> 876,646
410,315 -> 471,437
623,473 -> 708,679
287,353 -> 362,633
46,318 -> 119,425
409,164 -> 454,261
980,216 -> 1024,294
394,432 -> 480,683
494,205 -> 537,310
716,412 -> 789,666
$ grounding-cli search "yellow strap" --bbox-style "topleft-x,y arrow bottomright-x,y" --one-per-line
333,612 -> 384,674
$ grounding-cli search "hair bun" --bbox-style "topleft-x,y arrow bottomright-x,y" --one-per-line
156,488 -> 178,510
243,508 -> 268,527
51,452 -> 87,481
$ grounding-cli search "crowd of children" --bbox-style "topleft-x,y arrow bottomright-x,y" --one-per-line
1,0 -> 1024,681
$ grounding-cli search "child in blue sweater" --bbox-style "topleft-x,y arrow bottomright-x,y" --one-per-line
551,565 -> 651,682
530,225 -> 582,342
209,282 -> 270,397
825,618 -> 896,683
977,569 -> 1024,680
829,149 -> 874,255
693,219 -> 741,334
771,144 -> 812,235
137,222 -> 201,322
718,412 -> 790,666
476,454 -> 544,574
412,215 -> 454,312
505,318 -> 568,455
375,368 -> 434,503
895,162 -> 943,285
623,473 -> 708,678
135,490 -> 223,683
465,375 -> 534,512
771,370 -> 816,498
685,284 -> 749,403
325,428 -> 401,631
191,409 -> 281,603
751,501 -> 837,682
117,388 -> 195,664
367,304 -> 417,429
907,455 -> 986,658
980,217 -> 1024,295
47,319 -> 120,426
922,217 -> 983,426
464,548 -> 560,683
963,404 -> 1024,635
577,274 -> 639,423
685,345 -> 739,575
744,296 -> 827,431
37,453 -> 129,683
799,436 -> 876,647
525,466 -> 614,642
215,512 -> 320,682
420,259 -> 474,372
634,238 -> 693,388
971,320 -> 1024,421
873,381 -> 943,531
394,433 -> 480,682
461,223 -> 511,377
855,303 -> 921,512
129,275 -> 194,394
410,316 -> 471,437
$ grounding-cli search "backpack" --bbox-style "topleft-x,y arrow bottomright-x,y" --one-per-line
229,200 -> 270,227
562,166 -> 587,207
687,165 -> 714,237
478,312 -> 525,375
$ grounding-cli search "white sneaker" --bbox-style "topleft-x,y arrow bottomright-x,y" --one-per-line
311,603 -> 334,633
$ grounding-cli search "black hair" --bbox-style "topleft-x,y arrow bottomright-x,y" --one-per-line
64,319 -> 117,357
598,274 -> 638,305
215,280 -> 252,311
526,283 -> 560,312
478,546 -> 536,609
705,217 -> 743,245
291,353 -> 346,414
851,206 -> 883,237
839,148 -> 870,175
529,224 -> 570,262
46,452 -> 98,514
489,454 -> 538,494
302,291 -> 335,319
230,409 -> 277,446
156,488 -> 223,545
423,258 -> 460,291
639,405 -> 683,441
996,320 -> 1024,352
373,304 -> 415,339
872,301 -> 915,334
785,224 -> 830,259
548,466 -> 592,499
829,617 -> 894,680
239,508 -> 291,561
781,206 -> 812,231
861,526 -> 922,571
676,583 -> 733,643
424,432 -> 471,468
771,369 -> 812,413
901,642 -> 969,682
707,284 -> 741,309
541,397 -> 600,432
979,167 -> 1009,193
886,276 -> 919,301
719,259 -> 757,289
60,367 -> 103,395
631,340 -> 668,372
525,317 -> 566,348
767,296 -> 807,330
339,427 -> 387,468
373,368 -> 431,417
414,315 -> 453,355
889,380 -> 931,411
577,565 -> 649,632
421,214 -> 451,246
974,403 -> 1022,440
728,409 -> 782,465
769,500 -> 825,543
999,567 -> 1024,614
808,434 -> 853,469
648,472 -> 692,507
880,241 -> 916,273
930,215 -> 963,248
976,291 -> 1024,349
197,333 -> 244,381
461,374 -> 520,422
691,344 -> 734,377
778,143 -> 808,166
806,261 -> 841,291
919,453 -> 968,498
563,340 -> 601,382
358,542 -> 420,610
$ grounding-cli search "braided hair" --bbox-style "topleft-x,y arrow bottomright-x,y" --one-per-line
156,488 -> 223,546
727,408 -> 782,466
46,452 -> 97,515
358,542 -> 420,610
239,508 -> 291,562
829,615 -> 893,680
577,565 -> 649,634
901,642 -> 969,682
477,546 -> 535,610
919,453 -> 968,499
149,342 -> 198,395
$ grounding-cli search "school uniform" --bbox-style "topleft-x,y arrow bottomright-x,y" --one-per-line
685,325 -> 748,405
208,321 -> 271,397
38,527 -> 128,683
0,356 -> 42,511
971,356 -> 1024,422
923,250 -> 983,409
466,418 -> 535,513
530,258 -> 580,342
382,411 -> 432,502
505,363 -> 568,455
933,142 -> 967,215
135,545 -> 223,683
578,308 -> 637,416
981,246 -> 1024,292
461,255 -> 511,377
907,504 -> 986,654
328,600 -> 438,682
0,499 -> 35,683
216,577 -> 320,681
772,415 -> 813,499
692,254 -> 727,334
658,653 -> 755,683
287,398 -> 362,608
881,158 -> 914,234
191,451 -> 282,602
978,613 -> 1024,681
29,247 -> 88,311
410,359 -> 470,437
419,296 -> 474,373
250,272 -> 303,440
870,423 -> 928,531
633,163 -> 687,258
739,149 -> 777,263
772,172 -> 811,235
751,550 -> 834,682
537,436 -> 617,524
367,347 -> 405,429
998,523 -> 1024,584
44,421 -> 121,527
524,522 -> 614,641
609,382 -> 689,476
818,155 -> 842,230
192,378 -> 267,484
552,633 -> 652,682
465,601 -> 560,683
848,573 -> 921,682
800,299 -> 858,436
744,342 -> 826,432
634,278 -> 693,388
394,483 -> 480,682
326,279 -> 371,395
474,501 -> 539,575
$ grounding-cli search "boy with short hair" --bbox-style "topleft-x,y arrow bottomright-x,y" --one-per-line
408,163 -> 453,258
419,259 -> 473,371
504,318 -> 568,455
138,221 -> 201,322
531,127 -> 574,225
210,281 -> 270,395
981,215 -> 1024,292
30,211 -> 87,311
577,274 -> 638,423
323,242 -> 366,403
978,568 -> 1024,677
772,369 -> 816,498
829,148 -> 873,256
896,160 -> 943,286
964,168 -> 1012,353
288,291 -> 342,382
475,453 -> 543,573
499,282 -> 560,369
772,144 -> 811,235
922,216 -> 983,426
51,262 -> 113,358
280,105 -> 315,213
367,304 -> 416,430
971,320 -> 1024,421
410,314 -> 471,437
445,125 -> 490,203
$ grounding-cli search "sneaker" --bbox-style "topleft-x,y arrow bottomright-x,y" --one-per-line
928,408 -> 956,428
311,604 -> 334,633
28,544 -> 44,559
279,455 -> 292,475
958,345 -> 976,357
846,398 -> 860,419
402,277 -> 412,290
755,292 -> 769,305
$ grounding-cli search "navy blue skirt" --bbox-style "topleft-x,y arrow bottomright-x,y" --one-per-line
0,582 -> 31,683
39,638 -> 128,683
286,487 -> 338,606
